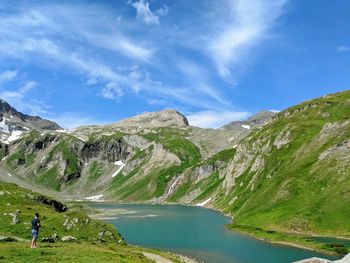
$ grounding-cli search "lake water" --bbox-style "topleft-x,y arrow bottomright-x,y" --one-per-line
90,203 -> 340,263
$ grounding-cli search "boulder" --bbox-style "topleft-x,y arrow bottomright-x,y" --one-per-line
9,211 -> 20,225
61,236 -> 78,242
41,237 -> 55,243
63,218 -> 75,230
51,233 -> 59,241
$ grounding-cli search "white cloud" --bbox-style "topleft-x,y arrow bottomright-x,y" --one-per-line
100,82 -> 124,100
50,112 -> 107,129
130,0 -> 168,25
0,81 -> 37,101
336,46 -> 350,52
156,5 -> 169,17
208,0 -> 288,83
18,80 -> 36,93
0,3 -> 154,62
186,110 -> 250,129
0,70 -> 17,85
176,58 -> 230,105
0,1 -> 287,115
0,80 -> 50,116
78,30 -> 154,62
118,38 -> 154,61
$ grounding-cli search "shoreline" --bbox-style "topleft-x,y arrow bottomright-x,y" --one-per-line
226,224 -> 346,258
83,200 -> 348,258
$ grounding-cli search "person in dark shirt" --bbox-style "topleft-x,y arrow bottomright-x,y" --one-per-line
31,213 -> 41,248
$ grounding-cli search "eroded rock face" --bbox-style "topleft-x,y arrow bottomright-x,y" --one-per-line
123,135 -> 153,150
193,165 -> 215,184
73,139 -> 130,163
274,128 -> 291,149
223,143 -> 255,190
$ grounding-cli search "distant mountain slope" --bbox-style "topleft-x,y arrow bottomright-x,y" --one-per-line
0,106 -> 264,200
0,99 -> 61,144
189,110 -> 276,158
222,110 -> 276,131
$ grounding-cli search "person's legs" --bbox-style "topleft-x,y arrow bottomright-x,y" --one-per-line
31,230 -> 38,248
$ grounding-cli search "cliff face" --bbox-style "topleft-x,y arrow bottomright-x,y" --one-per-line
0,90 -> 349,237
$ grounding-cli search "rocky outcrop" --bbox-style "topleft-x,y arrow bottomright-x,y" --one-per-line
273,128 -> 291,149
61,235 -> 78,242
9,210 -> 20,225
73,139 -> 130,164
35,195 -> 67,212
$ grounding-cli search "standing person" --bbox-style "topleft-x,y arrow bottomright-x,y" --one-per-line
31,213 -> 41,248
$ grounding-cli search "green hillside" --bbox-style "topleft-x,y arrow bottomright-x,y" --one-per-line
0,182 -> 191,263
213,90 -> 350,254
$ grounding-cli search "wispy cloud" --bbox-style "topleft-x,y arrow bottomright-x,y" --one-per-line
129,0 -> 168,25
0,1 -> 289,121
0,70 -> 17,85
336,46 -> 350,52
0,81 -> 37,101
208,0 -> 288,83
0,79 -> 50,116
175,58 -> 230,105
50,112 -> 107,129
186,110 -> 250,129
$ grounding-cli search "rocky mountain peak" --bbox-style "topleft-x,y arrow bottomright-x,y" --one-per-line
109,109 -> 189,129
245,110 -> 276,125
0,99 -> 61,144
0,99 -> 21,117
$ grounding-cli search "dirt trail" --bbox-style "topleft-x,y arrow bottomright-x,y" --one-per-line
142,252 -> 174,263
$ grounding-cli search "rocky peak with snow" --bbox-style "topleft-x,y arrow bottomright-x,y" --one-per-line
221,110 -> 276,131
0,99 -> 61,143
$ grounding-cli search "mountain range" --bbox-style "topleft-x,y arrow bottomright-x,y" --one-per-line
0,89 -> 349,255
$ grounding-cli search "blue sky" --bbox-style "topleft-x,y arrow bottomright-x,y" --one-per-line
0,0 -> 349,129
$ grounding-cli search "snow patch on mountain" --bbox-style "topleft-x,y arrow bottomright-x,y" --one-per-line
84,194 -> 104,202
195,197 -> 212,207
112,161 -> 125,177
0,118 -> 9,133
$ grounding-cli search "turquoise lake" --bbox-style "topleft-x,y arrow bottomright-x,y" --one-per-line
90,203 -> 340,263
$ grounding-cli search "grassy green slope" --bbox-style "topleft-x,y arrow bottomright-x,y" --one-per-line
217,91 -> 350,244
0,182 -> 188,263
